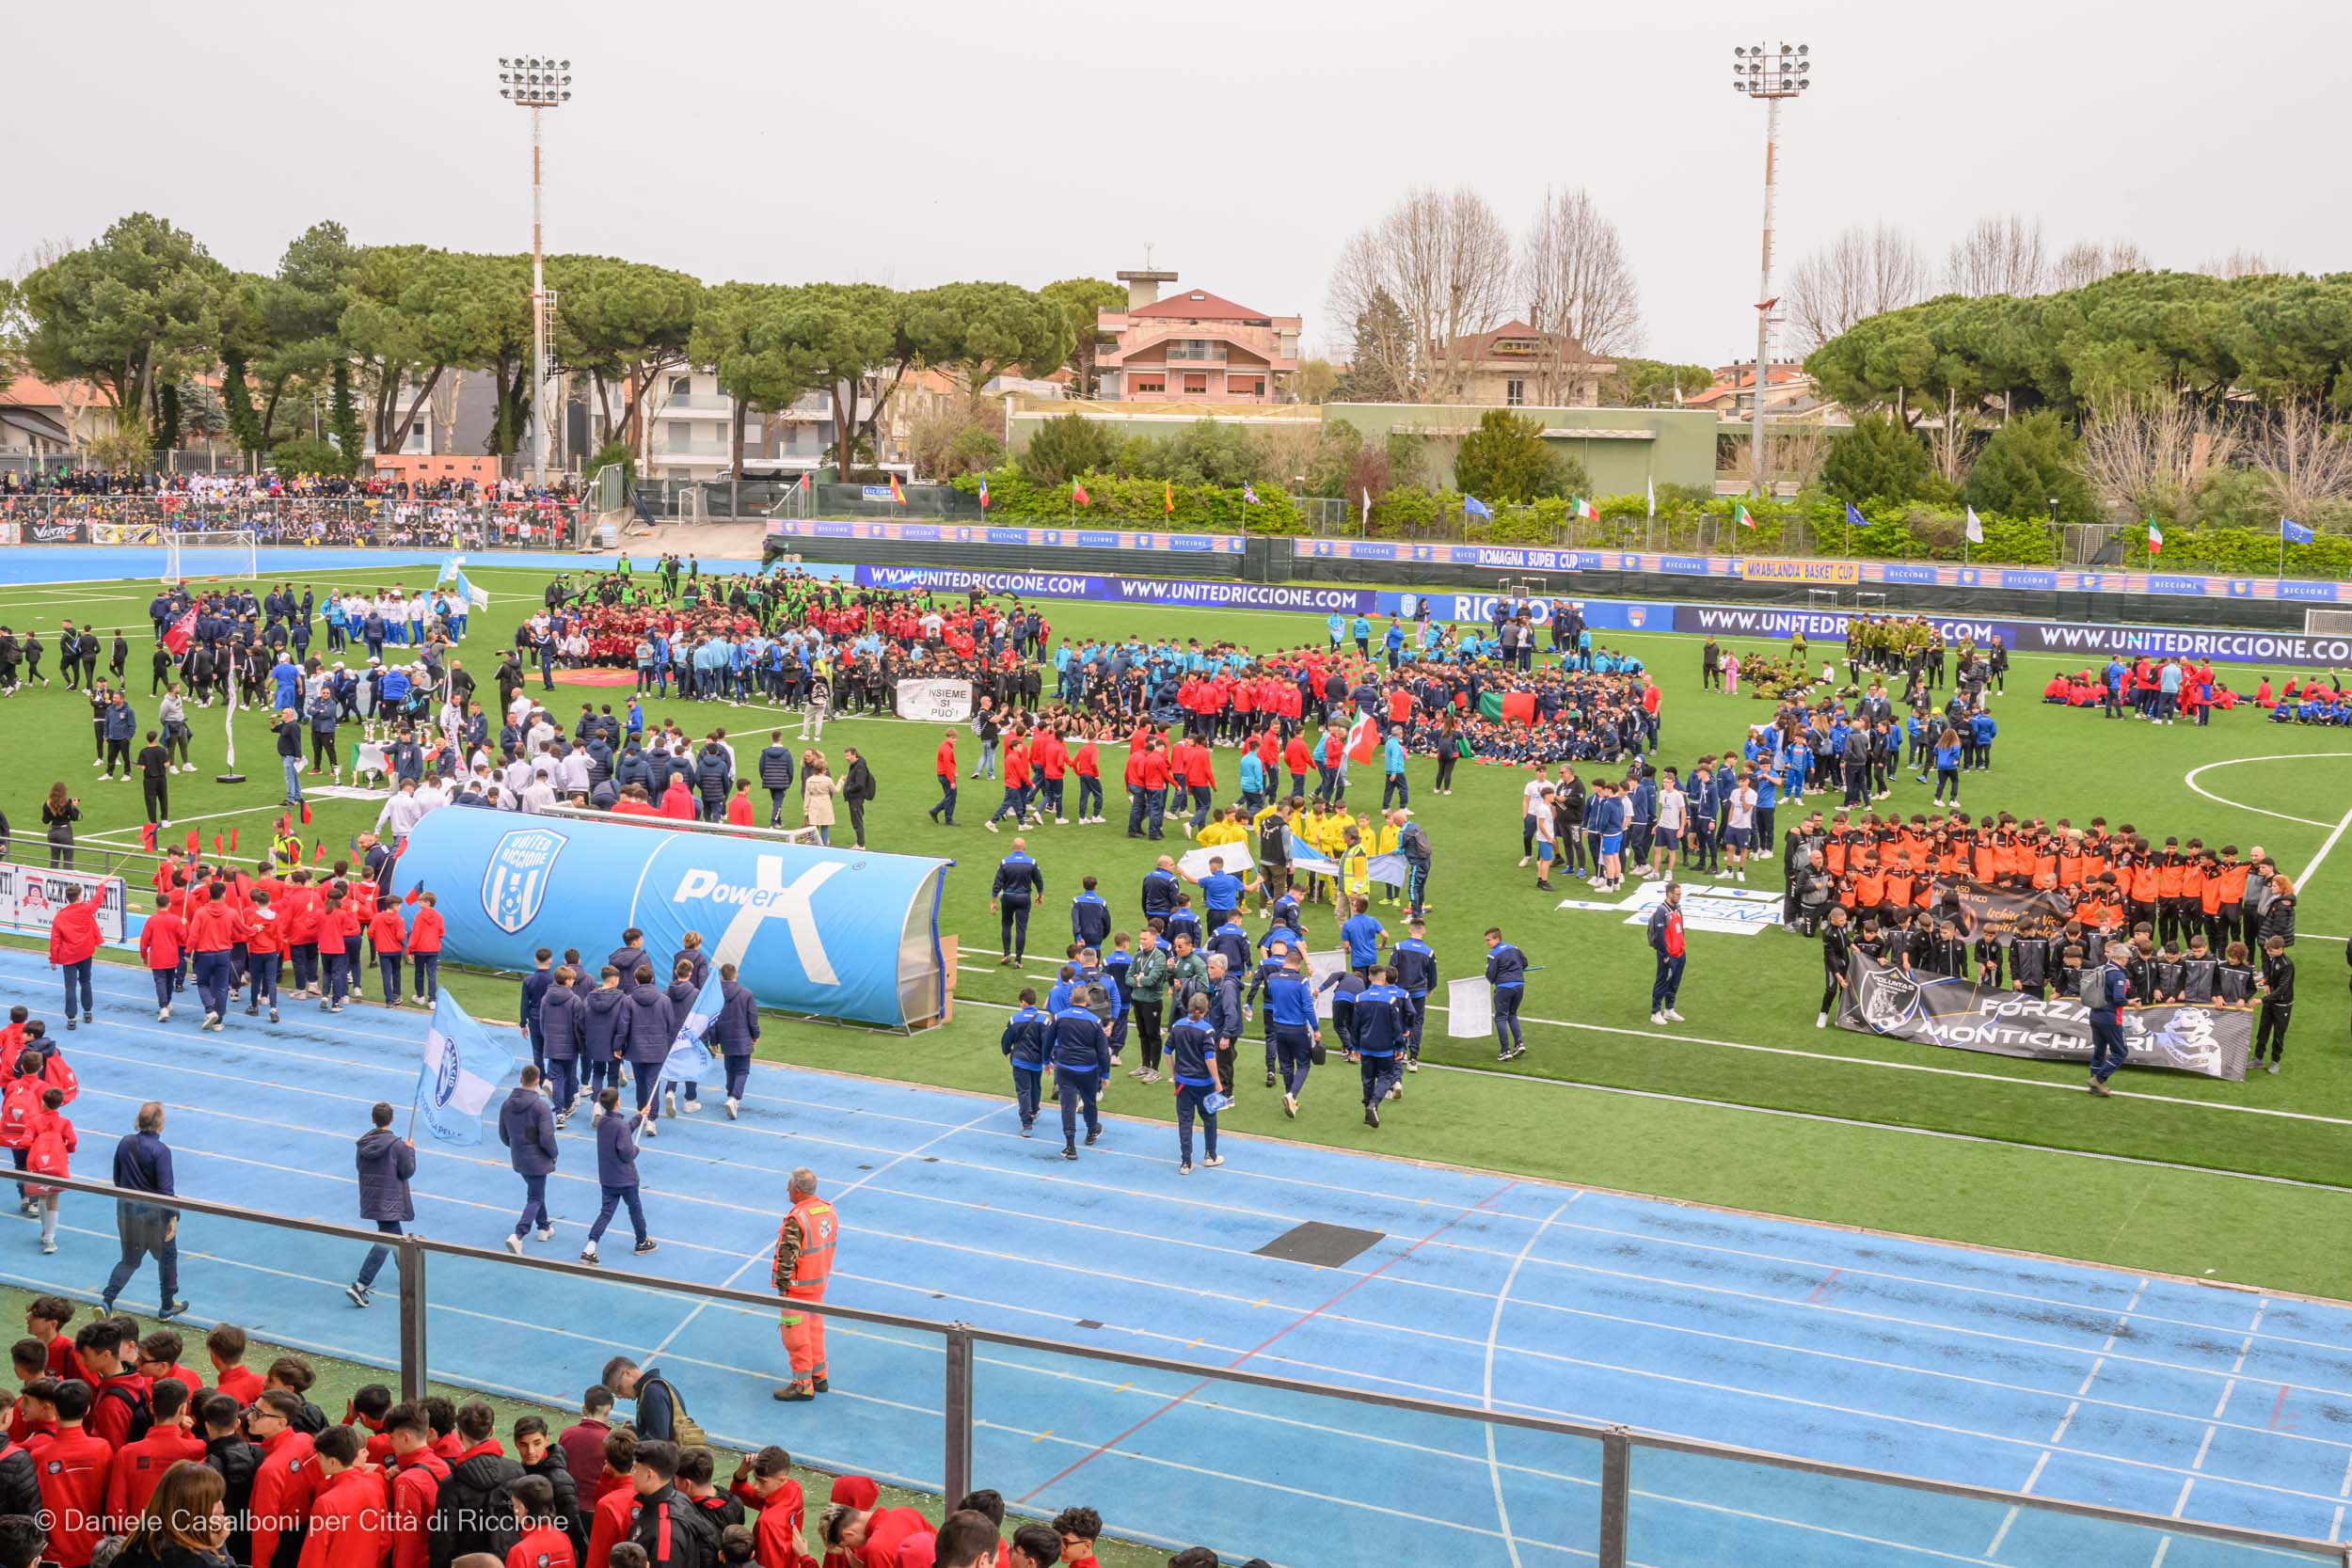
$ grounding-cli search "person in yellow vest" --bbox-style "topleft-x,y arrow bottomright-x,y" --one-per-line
771,1165 -> 837,1402
1341,827 -> 1372,907
1373,813 -> 1404,906
272,826 -> 303,875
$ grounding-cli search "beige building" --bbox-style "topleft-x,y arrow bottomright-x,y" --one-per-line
1441,321 -> 1614,409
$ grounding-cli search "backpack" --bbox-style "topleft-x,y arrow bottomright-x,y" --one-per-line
103,1382 -> 154,1445
2076,962 -> 2110,1008
637,1375 -> 707,1449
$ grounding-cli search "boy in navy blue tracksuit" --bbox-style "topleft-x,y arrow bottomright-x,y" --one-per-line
1354,970 -> 1408,1129
712,962 -> 760,1118
1001,990 -> 1051,1134
1264,953 -> 1321,1117
1389,922 -> 1437,1069
991,841 -> 1044,965
498,1069 -> 558,1254
1071,879 -> 1111,950
1050,994 -> 1112,1159
582,1089 -> 656,1261
1486,928 -> 1528,1061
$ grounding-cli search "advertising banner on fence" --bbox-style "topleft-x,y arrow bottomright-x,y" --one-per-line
1739,558 -> 1861,585
397,810 -> 952,1027
1837,954 -> 2249,1082
894,677 -> 976,722
0,864 -> 127,943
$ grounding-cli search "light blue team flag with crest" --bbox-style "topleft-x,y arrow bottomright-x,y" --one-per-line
437,555 -> 491,610
413,992 -> 521,1146
658,970 -> 727,1088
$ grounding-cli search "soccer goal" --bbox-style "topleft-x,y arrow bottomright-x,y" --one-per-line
161,528 -> 260,584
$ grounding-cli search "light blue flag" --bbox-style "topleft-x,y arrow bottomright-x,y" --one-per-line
2280,516 -> 2315,546
658,970 -> 726,1087
1288,831 -> 1342,878
437,555 -> 490,610
1366,851 -> 1411,885
413,992 -> 521,1147
1463,495 -> 1494,521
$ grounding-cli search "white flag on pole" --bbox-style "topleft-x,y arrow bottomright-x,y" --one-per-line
1646,476 -> 1657,519
1361,487 -> 1372,529
1964,506 -> 1985,545
1446,976 -> 1492,1039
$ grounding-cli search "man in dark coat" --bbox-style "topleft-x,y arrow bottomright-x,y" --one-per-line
346,1101 -> 414,1307
498,1067 -> 558,1256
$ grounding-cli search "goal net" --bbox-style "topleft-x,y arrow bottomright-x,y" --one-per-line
161,529 -> 260,584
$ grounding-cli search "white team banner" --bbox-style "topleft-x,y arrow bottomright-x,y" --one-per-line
895,678 -> 976,722
1446,976 -> 1493,1038
0,865 -> 128,943
1177,841 -> 1256,880
1305,946 -> 1349,1021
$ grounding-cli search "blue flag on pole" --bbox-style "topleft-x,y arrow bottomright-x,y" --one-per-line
413,993 -> 520,1147
1463,495 -> 1493,521
657,970 -> 726,1087
2280,516 -> 2315,546
1844,501 -> 1867,531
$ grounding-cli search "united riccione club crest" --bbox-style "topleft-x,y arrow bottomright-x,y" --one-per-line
483,829 -> 564,933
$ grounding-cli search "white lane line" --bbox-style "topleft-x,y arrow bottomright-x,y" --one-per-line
633,1101 -> 1004,1369
1484,1199 -> 1575,1568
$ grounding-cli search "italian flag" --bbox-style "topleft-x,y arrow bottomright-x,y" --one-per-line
1735,502 -> 1756,531
1570,496 -> 1597,521
1073,481 -> 1090,507
2145,518 -> 2163,556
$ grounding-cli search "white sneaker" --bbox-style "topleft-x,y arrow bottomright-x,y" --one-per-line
1055,816 -> 1068,825
1665,1008 -> 1685,1022
662,1089 -> 676,1116
724,1098 -> 739,1120
536,1227 -> 555,1242
680,1098 -> 701,1114
1517,856 -> 1531,867
985,821 -> 998,833
156,1007 -> 168,1022
1816,1012 -> 1828,1028
1650,1011 -> 1666,1024
503,1233 -> 524,1255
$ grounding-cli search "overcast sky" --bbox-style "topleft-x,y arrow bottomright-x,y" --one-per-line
8,0 -> 2344,369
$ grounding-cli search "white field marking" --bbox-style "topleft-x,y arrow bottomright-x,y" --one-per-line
2181,754 -> 2346,831
34,963 -> 2352,1371
950,949 -> 2352,1122
2295,802 -> 2352,895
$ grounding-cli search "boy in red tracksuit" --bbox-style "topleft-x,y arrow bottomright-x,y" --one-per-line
384,1403 -> 449,1568
585,1433 -> 643,1568
369,900 -> 409,1007
282,874 -> 324,997
509,1475 -> 581,1568
186,883 -> 243,1031
27,1296 -> 86,1385
318,889 -> 358,1011
732,1447 -> 804,1568
138,893 -> 187,1022
244,890 -> 286,1022
406,892 -> 445,1006
246,1389 -> 321,1568
207,1324 -> 264,1404
47,889 -> 102,1030
31,1379 -> 114,1568
104,1376 -> 203,1527
297,1425 -> 390,1568
1071,738 -> 1101,825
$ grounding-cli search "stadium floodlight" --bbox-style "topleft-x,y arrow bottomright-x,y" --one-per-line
1727,41 -> 1816,499
497,55 -> 575,488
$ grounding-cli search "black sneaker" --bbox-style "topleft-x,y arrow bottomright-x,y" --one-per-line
1063,1147 -> 1078,1161
1364,1104 -> 1380,1129
344,1283 -> 371,1307
632,1239 -> 659,1255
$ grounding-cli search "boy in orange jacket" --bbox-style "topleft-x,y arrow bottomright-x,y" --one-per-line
369,900 -> 409,1007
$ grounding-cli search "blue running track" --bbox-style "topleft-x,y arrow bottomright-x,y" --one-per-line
0,948 -> 2344,1568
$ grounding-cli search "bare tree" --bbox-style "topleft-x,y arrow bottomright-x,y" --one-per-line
1942,214 -> 2049,297
2079,395 -> 2237,518
2201,248 -> 2280,279
2248,399 -> 2352,521
2050,238 -> 2152,292
1327,185 -> 1516,402
1784,225 -> 1930,351
1518,185 -> 1643,401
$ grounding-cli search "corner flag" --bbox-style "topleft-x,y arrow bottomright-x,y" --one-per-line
413,993 -> 519,1147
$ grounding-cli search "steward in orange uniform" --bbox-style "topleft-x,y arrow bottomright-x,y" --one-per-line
771,1178 -> 838,1402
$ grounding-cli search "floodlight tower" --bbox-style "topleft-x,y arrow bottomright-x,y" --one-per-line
1732,42 -> 1812,499
499,55 -> 572,487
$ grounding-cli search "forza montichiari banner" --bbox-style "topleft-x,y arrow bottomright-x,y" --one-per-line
1836,955 -> 2251,1083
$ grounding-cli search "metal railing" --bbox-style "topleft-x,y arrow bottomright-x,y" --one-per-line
0,496 -> 586,551
0,1165 -> 2337,1568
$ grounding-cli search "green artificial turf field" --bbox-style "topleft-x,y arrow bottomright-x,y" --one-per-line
3,559 -> 2347,1300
